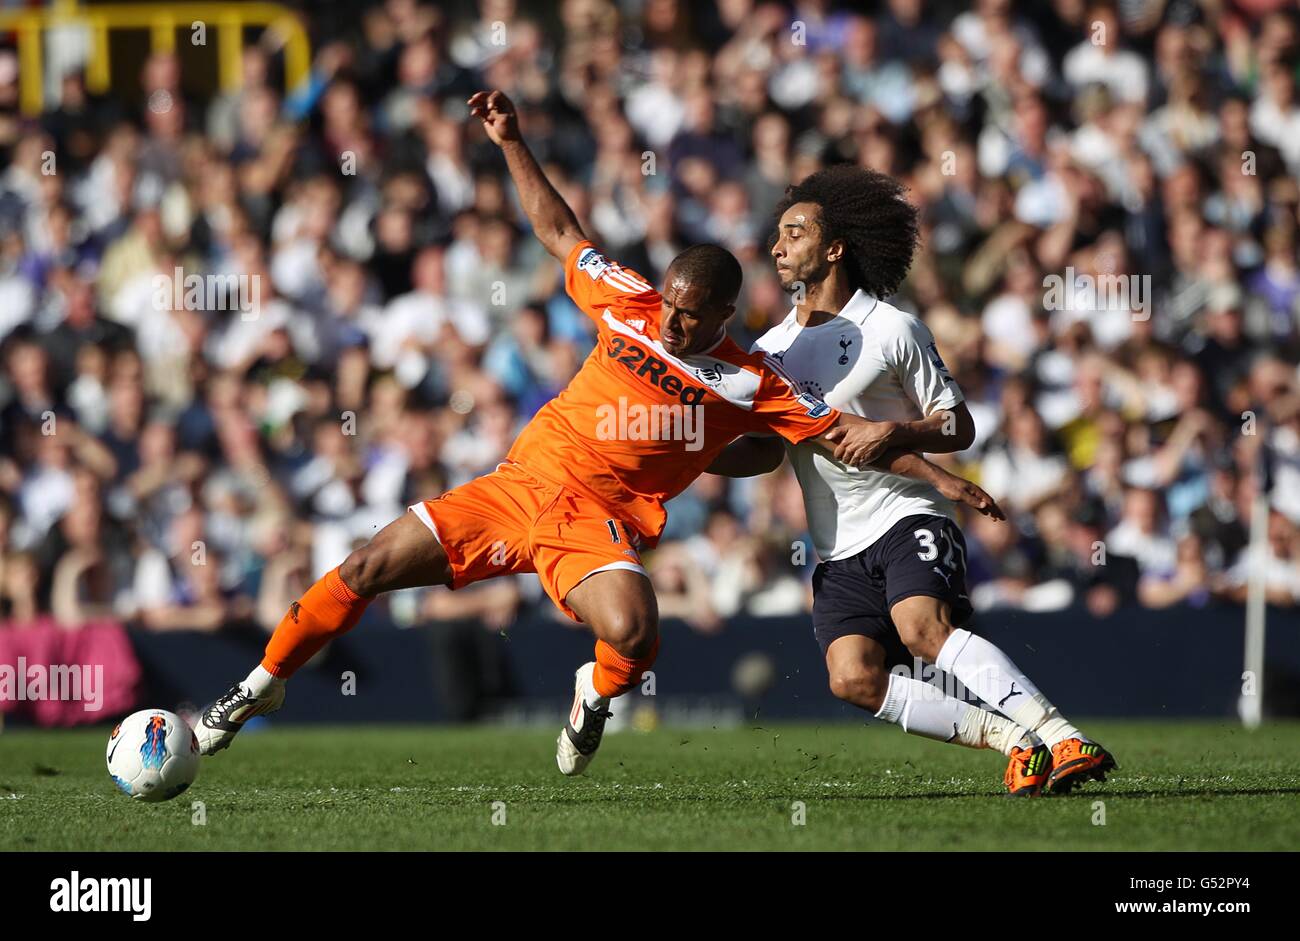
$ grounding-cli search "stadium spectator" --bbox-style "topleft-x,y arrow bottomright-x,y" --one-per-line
0,0 -> 1298,636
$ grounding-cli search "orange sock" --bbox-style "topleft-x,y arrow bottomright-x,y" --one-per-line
261,567 -> 370,678
591,636 -> 659,698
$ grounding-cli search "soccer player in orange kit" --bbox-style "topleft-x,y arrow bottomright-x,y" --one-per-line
195,90 -> 1001,775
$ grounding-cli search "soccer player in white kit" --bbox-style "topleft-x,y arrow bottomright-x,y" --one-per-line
709,166 -> 1115,796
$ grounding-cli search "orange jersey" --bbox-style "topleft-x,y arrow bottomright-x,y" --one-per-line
506,240 -> 838,545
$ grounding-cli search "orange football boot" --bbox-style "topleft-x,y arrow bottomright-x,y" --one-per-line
1046,739 -> 1117,795
1004,743 -> 1051,797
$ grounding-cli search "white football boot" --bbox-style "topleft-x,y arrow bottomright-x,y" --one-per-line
556,662 -> 613,776
195,677 -> 285,755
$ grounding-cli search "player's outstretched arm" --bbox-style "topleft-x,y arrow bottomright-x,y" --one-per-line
706,435 -> 785,478
467,89 -> 585,262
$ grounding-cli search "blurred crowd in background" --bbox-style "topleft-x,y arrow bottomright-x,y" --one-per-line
2,0 -> 1300,638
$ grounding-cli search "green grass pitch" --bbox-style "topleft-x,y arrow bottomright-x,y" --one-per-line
3,720 -> 1298,851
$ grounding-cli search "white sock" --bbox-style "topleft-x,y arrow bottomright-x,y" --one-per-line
956,701 -> 1043,755
874,673 -> 1038,755
242,665 -> 283,698
935,629 -> 1086,748
580,663 -> 609,710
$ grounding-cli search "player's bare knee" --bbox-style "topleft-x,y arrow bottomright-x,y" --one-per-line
599,608 -> 658,659
827,671 -> 854,703
618,620 -> 660,659
828,665 -> 887,711
898,619 -> 951,663
339,543 -> 386,598
623,628 -> 658,660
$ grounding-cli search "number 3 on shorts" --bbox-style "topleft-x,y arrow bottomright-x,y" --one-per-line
913,528 -> 937,561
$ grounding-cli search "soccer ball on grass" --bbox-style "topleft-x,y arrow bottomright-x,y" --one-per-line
105,709 -> 200,802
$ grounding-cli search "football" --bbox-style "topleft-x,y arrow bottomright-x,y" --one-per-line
105,709 -> 201,802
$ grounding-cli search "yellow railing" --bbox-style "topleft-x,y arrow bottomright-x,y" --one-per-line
0,1 -> 311,116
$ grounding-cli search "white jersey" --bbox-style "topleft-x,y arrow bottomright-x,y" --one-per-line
752,290 -> 964,562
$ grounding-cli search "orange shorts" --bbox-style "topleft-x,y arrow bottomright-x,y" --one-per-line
409,461 -> 648,621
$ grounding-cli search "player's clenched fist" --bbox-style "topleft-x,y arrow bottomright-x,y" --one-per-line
467,90 -> 521,145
